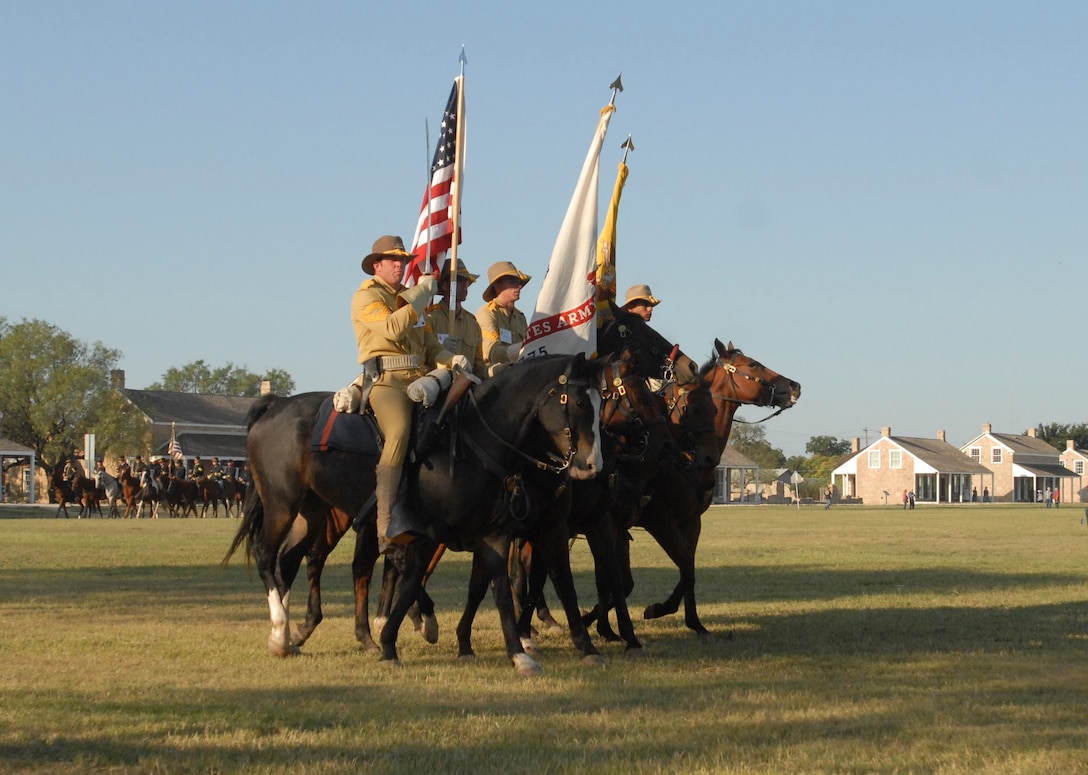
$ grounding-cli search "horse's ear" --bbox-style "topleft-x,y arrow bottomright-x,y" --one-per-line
727,340 -> 735,351
714,339 -> 726,357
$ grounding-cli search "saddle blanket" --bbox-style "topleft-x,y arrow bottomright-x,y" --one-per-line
311,397 -> 382,456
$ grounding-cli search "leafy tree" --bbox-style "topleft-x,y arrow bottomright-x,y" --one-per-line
148,361 -> 295,396
729,418 -> 786,469
805,435 -> 851,457
1034,422 -> 1088,452
0,317 -> 147,471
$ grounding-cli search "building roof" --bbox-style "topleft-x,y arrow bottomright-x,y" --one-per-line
893,436 -> 993,474
718,446 -> 759,468
160,432 -> 249,461
986,432 -> 1061,457
123,389 -> 254,427
1013,462 -> 1080,479
0,437 -> 35,456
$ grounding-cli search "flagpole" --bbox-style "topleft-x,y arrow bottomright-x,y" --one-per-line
448,46 -> 467,316
423,117 -> 432,282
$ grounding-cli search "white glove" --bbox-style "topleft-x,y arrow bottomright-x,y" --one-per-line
406,368 -> 453,406
449,354 -> 471,373
399,275 -> 438,318
333,384 -> 361,413
506,342 -> 523,363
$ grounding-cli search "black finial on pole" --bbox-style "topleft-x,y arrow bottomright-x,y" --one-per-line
609,73 -> 623,105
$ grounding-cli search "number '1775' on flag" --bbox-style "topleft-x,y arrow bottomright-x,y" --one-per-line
520,103 -> 616,360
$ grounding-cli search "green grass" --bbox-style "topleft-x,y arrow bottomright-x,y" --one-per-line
1,503 -> 1087,774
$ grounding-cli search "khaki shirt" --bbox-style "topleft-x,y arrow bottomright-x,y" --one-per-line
426,302 -> 487,376
352,277 -> 453,387
476,300 -> 527,371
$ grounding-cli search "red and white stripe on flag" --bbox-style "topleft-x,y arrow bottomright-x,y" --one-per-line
169,428 -> 184,464
405,80 -> 462,286
520,104 -> 616,360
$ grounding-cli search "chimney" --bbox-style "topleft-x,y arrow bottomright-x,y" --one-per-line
1026,427 -> 1037,438
851,437 -> 860,454
881,427 -> 891,438
110,369 -> 125,390
260,380 -> 272,396
1067,440 -> 1075,450
937,430 -> 946,442
982,423 -> 992,434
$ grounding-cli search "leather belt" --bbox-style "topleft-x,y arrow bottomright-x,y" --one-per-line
379,354 -> 421,371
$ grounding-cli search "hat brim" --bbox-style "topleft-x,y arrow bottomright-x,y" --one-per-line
624,295 -> 661,307
482,271 -> 531,302
362,250 -> 412,275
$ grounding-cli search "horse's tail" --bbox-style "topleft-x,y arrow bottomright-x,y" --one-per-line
222,483 -> 264,568
246,393 -> 278,430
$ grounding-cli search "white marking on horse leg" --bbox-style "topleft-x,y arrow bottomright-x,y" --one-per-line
266,587 -> 292,656
512,652 -> 543,676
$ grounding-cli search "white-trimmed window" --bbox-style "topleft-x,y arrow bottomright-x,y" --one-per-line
889,450 -> 902,469
868,449 -> 880,469
969,447 -> 981,463
992,448 -> 1003,464
1076,460 -> 1085,476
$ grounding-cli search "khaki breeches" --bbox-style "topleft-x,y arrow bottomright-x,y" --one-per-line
368,384 -> 414,467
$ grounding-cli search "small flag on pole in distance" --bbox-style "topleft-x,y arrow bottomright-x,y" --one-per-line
169,423 -> 184,464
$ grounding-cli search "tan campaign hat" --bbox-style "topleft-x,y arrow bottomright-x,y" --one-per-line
482,261 -> 531,302
622,284 -> 661,308
362,235 -> 412,275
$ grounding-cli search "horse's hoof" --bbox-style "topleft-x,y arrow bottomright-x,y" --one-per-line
520,636 -> 539,656
458,653 -> 477,661
267,639 -> 300,658
581,654 -> 607,667
379,657 -> 402,668
624,647 -> 649,659
643,603 -> 664,620
512,653 -> 543,676
421,615 -> 439,645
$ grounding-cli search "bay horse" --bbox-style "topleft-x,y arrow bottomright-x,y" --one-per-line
196,477 -> 227,518
118,468 -> 156,518
51,461 -> 101,518
224,354 -> 606,674
634,339 -> 800,635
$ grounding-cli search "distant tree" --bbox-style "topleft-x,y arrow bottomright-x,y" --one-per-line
730,419 -> 786,469
1034,422 -> 1088,452
148,361 -> 295,396
805,435 -> 851,457
0,317 -> 147,471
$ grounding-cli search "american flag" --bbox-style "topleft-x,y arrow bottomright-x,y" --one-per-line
168,424 -> 184,464
405,79 -> 462,286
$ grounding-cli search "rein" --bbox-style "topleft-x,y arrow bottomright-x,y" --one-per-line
460,364 -> 581,479
712,350 -> 788,424
598,358 -> 667,464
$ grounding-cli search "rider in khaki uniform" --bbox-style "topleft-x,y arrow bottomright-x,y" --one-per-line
352,235 -> 467,553
621,284 -> 661,322
475,261 -> 531,376
426,258 -> 486,377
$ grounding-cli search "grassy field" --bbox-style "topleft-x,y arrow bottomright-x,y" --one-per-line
1,503 -> 1086,774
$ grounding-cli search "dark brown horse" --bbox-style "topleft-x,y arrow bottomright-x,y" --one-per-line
224,354 -> 606,674
634,339 -> 800,635
51,461 -> 101,518
196,477 -> 228,518
164,475 -> 200,518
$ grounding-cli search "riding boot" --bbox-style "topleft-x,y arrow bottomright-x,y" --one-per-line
375,463 -> 422,554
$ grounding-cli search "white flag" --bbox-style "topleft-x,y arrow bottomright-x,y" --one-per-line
520,104 -> 616,359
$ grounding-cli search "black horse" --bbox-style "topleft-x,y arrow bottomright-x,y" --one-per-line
224,353 -> 606,674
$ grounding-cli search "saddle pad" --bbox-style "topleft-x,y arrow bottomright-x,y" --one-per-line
311,397 -> 382,456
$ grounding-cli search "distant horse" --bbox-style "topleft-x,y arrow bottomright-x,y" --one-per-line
51,461 -> 100,518
224,354 -> 606,674
95,470 -> 125,518
164,476 -> 200,518
222,478 -> 246,517
118,469 -> 156,518
196,477 -> 227,518
635,340 -> 800,636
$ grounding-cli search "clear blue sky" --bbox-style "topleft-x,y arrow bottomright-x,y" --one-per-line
3,2 -> 1086,457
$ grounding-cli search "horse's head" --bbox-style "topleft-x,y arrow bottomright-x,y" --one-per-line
597,347 -> 670,460
542,354 -> 604,481
703,339 -> 801,420
598,306 -> 701,388
661,379 -> 721,470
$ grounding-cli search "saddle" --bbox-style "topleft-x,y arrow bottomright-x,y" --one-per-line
311,371 -> 475,461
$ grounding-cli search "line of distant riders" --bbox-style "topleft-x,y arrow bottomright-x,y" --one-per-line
52,453 -> 251,519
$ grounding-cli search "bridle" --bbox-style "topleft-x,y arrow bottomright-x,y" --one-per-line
598,357 -> 667,462
461,359 -> 589,478
713,349 -> 789,423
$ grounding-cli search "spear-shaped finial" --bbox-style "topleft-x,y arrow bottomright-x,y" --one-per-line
609,73 -> 623,105
620,134 -> 634,163
459,45 -> 467,74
